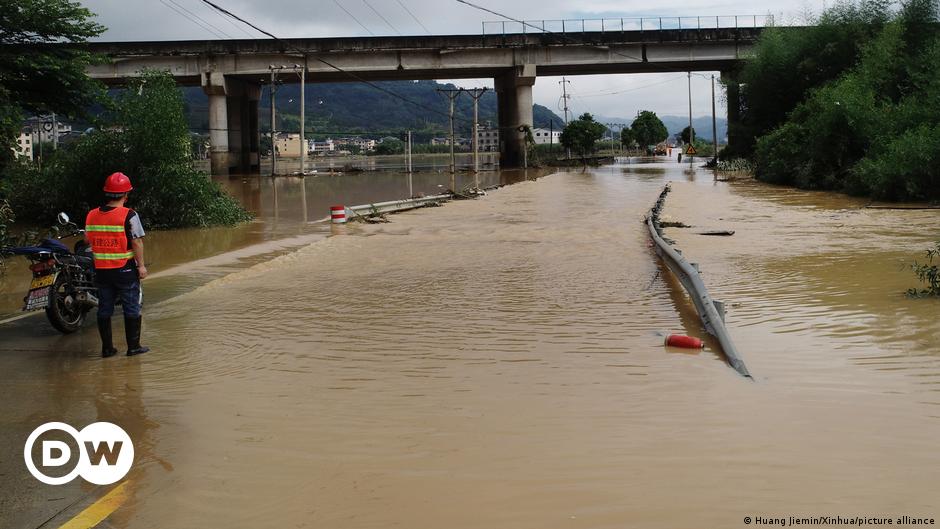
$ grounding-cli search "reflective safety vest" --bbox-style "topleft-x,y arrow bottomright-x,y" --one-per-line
85,207 -> 134,269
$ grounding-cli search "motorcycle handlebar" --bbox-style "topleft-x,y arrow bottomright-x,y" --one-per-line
57,228 -> 85,239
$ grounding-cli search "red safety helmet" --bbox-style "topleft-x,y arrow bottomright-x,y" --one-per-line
103,172 -> 133,194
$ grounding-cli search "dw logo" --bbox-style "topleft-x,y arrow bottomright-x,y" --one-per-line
23,422 -> 134,485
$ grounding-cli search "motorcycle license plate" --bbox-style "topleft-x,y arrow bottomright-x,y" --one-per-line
24,274 -> 56,311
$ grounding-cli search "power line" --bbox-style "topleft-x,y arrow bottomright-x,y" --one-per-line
164,0 -> 234,39
577,76 -> 685,97
199,0 -> 467,127
362,0 -> 401,35
200,0 -> 257,38
452,0 -> 709,76
452,0 -> 729,128
332,0 -> 375,36
158,0 -> 228,39
197,0 -> 557,135
394,0 -> 431,33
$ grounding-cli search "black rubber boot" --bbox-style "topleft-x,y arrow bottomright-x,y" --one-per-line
124,316 -> 150,356
98,317 -> 118,358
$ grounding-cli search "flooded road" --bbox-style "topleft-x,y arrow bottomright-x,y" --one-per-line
0,169 -> 514,318
1,160 -> 938,528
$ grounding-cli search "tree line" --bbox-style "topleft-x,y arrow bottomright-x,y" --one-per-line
559,111 -> 673,159
0,0 -> 251,253
729,0 -> 940,201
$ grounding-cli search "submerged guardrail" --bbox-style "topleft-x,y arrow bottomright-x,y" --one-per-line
347,194 -> 453,218
646,184 -> 752,379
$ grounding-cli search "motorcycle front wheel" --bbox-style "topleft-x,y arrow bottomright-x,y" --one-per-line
46,274 -> 87,334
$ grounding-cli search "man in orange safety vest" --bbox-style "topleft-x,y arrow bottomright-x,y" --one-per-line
85,172 -> 150,358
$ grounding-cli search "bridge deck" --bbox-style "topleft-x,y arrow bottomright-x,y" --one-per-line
87,28 -> 763,85
88,28 -> 763,56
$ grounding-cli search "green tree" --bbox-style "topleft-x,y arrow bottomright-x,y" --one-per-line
620,127 -> 636,148
629,111 -> 668,149
680,126 -> 696,144
374,139 -> 404,155
907,242 -> 940,297
751,0 -> 940,200
0,198 -> 13,251
2,71 -> 251,228
0,0 -> 105,169
730,0 -> 891,157
560,113 -> 606,158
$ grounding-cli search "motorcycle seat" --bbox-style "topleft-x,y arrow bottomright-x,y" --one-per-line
5,246 -> 53,256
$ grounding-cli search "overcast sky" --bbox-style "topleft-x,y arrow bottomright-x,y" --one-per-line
82,0 -> 822,120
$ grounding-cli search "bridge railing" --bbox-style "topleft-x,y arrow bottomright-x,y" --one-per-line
482,15 -> 775,36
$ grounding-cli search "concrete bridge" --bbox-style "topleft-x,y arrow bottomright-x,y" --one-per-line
87,27 -> 763,173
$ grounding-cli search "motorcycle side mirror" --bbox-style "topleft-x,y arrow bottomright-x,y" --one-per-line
57,212 -> 70,225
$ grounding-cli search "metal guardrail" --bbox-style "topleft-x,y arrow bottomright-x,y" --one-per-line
646,184 -> 752,379
482,15 -> 774,36
347,193 -> 453,218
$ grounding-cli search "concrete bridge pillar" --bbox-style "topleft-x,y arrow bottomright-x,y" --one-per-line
496,64 -> 536,168
203,72 -> 229,175
201,72 -> 261,175
720,71 -> 743,156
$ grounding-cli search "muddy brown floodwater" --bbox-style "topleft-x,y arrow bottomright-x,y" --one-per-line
1,159 -> 938,528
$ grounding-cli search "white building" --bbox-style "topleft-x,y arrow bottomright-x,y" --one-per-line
476,127 -> 499,152
274,133 -> 304,157
531,128 -> 561,145
335,137 -> 375,152
25,118 -> 71,146
311,139 -> 335,155
13,129 -> 32,159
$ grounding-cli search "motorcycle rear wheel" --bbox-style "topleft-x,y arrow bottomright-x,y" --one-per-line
46,274 -> 87,334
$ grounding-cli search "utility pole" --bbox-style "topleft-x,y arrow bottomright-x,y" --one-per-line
406,130 -> 413,173
466,88 -> 487,187
523,127 -> 528,170
299,64 -> 306,176
559,78 -> 571,159
711,74 -> 718,163
51,113 -> 58,151
687,72 -> 694,159
559,78 -> 571,125
549,120 -> 554,158
269,67 -> 278,177
406,130 -> 413,197
436,88 -> 462,192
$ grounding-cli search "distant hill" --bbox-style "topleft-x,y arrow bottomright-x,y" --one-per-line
593,114 -> 728,143
181,80 -> 564,140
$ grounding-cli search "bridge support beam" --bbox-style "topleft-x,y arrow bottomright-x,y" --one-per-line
202,72 -> 261,175
496,65 -> 536,168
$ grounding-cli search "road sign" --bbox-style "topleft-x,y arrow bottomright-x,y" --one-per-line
685,144 -> 697,155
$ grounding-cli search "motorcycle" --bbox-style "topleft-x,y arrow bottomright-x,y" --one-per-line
2,212 -> 98,333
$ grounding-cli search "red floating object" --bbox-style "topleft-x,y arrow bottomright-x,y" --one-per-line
665,334 -> 704,349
